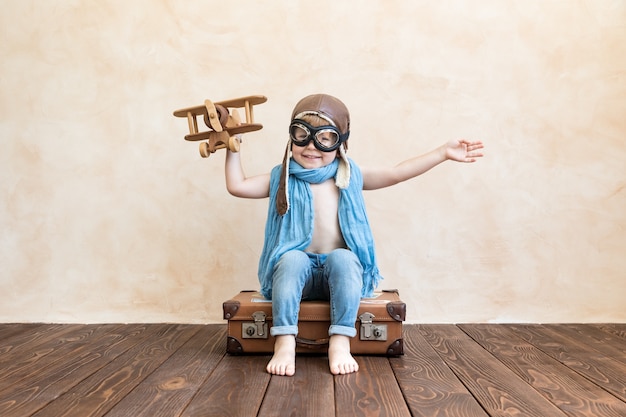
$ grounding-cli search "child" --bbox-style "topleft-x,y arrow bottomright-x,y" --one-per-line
224,94 -> 483,376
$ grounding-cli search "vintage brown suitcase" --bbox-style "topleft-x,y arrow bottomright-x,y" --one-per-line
223,289 -> 405,356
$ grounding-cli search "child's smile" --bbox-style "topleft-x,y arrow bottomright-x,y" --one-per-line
292,143 -> 338,169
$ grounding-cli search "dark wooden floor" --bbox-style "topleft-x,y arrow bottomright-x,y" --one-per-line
0,323 -> 624,417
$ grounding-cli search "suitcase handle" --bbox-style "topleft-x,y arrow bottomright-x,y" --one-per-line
295,336 -> 329,350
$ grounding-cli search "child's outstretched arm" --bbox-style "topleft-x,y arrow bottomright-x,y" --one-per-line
361,139 -> 483,190
224,145 -> 271,198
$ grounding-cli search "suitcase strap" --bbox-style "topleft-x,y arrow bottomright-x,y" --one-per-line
295,336 -> 329,350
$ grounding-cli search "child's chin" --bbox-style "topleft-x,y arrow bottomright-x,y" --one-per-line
298,158 -> 323,168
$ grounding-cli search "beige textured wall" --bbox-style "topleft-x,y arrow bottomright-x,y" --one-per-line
1,0 -> 625,323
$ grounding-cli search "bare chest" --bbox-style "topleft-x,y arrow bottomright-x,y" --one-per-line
306,179 -> 346,253
310,180 -> 340,218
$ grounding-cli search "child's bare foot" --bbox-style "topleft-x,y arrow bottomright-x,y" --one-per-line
328,335 -> 358,375
266,335 -> 296,376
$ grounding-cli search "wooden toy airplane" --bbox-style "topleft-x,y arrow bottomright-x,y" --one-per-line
173,95 -> 267,158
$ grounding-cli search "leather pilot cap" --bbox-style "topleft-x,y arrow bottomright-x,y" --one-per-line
291,94 -> 350,136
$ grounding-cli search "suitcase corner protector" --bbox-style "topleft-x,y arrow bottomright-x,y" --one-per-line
387,338 -> 404,356
227,336 -> 244,354
387,302 -> 406,322
223,300 -> 241,320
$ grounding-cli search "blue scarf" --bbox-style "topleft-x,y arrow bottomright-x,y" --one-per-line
258,157 -> 382,299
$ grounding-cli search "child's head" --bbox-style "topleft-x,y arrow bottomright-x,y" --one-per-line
289,94 -> 350,150
276,94 -> 352,215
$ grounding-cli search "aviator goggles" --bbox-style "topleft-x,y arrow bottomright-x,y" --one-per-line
289,119 -> 349,152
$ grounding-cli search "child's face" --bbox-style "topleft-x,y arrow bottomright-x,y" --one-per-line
291,139 -> 339,169
290,113 -> 341,169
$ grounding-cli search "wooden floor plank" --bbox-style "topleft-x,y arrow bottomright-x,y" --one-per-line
591,324 -> 626,339
105,325 -> 227,417
0,324 -> 87,370
0,324 -> 149,417
419,324 -> 569,417
258,355 -> 335,417
460,323 -> 626,417
506,324 -> 626,402
0,323 -> 45,344
0,324 -> 122,393
544,323 -> 626,359
30,324 -> 200,417
334,356 -> 411,417
181,353 -> 271,417
390,325 -> 488,417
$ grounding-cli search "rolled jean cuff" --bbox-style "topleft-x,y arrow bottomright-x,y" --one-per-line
270,325 -> 298,337
329,324 -> 357,338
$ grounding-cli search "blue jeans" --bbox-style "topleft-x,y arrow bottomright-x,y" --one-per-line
270,248 -> 363,338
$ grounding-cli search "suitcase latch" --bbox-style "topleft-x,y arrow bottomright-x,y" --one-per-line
359,312 -> 387,341
242,311 -> 269,339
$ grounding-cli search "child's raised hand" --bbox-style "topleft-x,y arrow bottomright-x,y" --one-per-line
445,139 -> 484,163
